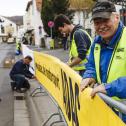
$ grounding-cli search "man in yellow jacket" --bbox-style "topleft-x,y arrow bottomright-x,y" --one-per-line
54,14 -> 92,76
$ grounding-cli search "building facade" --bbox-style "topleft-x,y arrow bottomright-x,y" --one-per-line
0,15 -> 17,43
23,0 -> 45,46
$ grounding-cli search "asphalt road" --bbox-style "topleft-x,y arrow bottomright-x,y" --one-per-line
27,45 -> 69,63
0,43 -> 15,126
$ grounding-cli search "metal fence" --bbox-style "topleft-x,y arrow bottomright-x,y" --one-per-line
98,93 -> 126,119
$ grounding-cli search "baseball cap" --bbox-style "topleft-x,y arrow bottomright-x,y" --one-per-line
92,1 -> 116,20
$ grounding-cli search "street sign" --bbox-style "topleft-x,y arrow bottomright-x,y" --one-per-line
48,21 -> 54,28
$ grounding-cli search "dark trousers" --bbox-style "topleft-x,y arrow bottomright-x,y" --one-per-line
10,74 -> 30,90
62,38 -> 67,50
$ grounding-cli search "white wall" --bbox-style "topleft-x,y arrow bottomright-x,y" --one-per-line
17,25 -> 25,39
73,11 -> 84,26
0,15 -> 17,37
32,0 -> 46,47
23,5 -> 33,31
23,0 -> 47,47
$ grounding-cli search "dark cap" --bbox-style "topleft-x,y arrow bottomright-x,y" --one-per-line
92,1 -> 116,20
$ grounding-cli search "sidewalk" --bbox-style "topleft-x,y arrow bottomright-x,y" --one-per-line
26,80 -> 67,126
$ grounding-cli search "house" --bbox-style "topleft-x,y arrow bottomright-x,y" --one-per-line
0,15 -> 17,43
23,0 -> 46,46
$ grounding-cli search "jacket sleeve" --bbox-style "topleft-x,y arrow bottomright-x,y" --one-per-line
25,71 -> 33,79
105,77 -> 126,99
24,65 -> 34,79
83,42 -> 97,80
74,30 -> 91,60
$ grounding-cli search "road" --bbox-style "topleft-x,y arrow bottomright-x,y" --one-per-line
0,43 -> 15,126
27,45 -> 69,63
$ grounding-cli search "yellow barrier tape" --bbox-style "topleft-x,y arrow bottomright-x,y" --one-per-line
34,51 -> 125,126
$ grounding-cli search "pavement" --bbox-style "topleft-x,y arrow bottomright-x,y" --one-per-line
13,46 -> 69,126
0,43 -> 15,126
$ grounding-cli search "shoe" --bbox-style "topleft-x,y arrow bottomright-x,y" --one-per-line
21,88 -> 27,93
11,82 -> 16,91
16,88 -> 27,93
16,89 -> 23,93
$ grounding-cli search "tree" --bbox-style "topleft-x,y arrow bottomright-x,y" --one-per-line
52,0 -> 73,18
41,0 -> 74,37
41,0 -> 54,36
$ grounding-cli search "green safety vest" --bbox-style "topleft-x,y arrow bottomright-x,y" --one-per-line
94,27 -> 126,100
50,39 -> 54,48
69,29 -> 92,71
16,41 -> 20,50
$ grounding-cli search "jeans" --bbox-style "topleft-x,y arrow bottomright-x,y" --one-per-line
10,74 -> 30,90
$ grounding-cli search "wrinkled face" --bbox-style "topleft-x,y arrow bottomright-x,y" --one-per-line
93,13 -> 119,40
24,58 -> 32,65
58,23 -> 69,34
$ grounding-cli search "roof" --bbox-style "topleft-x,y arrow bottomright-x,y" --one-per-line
69,0 -> 94,10
5,16 -> 23,26
0,15 -> 16,25
26,1 -> 33,11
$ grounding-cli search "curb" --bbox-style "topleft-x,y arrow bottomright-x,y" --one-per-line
14,92 -> 30,126
26,91 -> 43,126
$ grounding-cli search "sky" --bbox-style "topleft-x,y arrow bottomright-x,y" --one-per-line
0,0 -> 30,17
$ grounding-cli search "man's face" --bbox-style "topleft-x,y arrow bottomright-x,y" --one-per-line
58,23 -> 69,34
93,13 -> 119,40
24,58 -> 32,65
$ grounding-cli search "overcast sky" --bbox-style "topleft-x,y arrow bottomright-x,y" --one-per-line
0,0 -> 30,16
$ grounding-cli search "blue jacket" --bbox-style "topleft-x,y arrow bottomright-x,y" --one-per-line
10,59 -> 33,79
83,22 -> 126,99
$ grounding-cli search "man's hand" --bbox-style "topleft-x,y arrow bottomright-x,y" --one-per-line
67,57 -> 82,68
32,75 -> 37,79
90,84 -> 107,98
80,78 -> 96,92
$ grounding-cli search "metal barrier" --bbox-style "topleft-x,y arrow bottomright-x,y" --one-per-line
41,85 -> 67,126
30,86 -> 47,97
98,93 -> 126,119
30,81 -> 126,125
30,85 -> 67,126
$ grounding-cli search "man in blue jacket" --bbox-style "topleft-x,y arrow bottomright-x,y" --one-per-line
10,56 -> 36,93
80,1 -> 126,123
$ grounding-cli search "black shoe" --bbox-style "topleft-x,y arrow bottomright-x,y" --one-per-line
16,88 -> 27,93
21,88 -> 27,93
11,82 -> 16,91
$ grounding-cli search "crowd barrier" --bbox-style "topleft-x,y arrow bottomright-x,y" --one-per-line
22,44 -> 125,126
